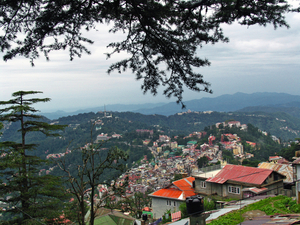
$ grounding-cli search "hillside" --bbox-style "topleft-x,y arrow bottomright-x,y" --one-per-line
237,105 -> 300,118
114,111 -> 300,141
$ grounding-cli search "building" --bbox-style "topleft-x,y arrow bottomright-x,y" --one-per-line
96,133 -> 110,142
292,158 -> 300,203
149,177 -> 196,219
193,164 -> 285,199
269,156 -> 283,164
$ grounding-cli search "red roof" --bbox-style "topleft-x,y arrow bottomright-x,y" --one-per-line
173,177 -> 195,198
150,177 -> 196,199
151,189 -> 182,199
206,164 -> 273,185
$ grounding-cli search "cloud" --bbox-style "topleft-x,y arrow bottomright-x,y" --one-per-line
1,9 -> 300,113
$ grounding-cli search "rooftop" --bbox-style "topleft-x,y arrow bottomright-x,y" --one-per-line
206,164 -> 273,185
150,177 -> 196,200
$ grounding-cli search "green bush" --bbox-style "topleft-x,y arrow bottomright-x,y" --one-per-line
290,204 -> 300,213
261,205 -> 282,215
179,202 -> 188,218
204,197 -> 216,211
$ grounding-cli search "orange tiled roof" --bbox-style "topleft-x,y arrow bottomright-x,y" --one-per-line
150,177 -> 196,199
151,189 -> 182,199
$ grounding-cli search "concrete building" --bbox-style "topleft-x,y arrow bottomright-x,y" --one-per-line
193,164 -> 285,199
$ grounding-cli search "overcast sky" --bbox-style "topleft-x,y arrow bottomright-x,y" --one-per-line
1,6 -> 300,113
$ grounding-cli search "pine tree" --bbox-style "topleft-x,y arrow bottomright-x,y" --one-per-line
0,91 -> 67,224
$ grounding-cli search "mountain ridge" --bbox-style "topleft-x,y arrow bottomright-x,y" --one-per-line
41,92 -> 300,119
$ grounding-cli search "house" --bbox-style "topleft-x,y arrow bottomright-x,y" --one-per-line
258,162 -> 294,196
269,156 -> 283,164
96,133 -> 110,141
149,177 -> 196,219
91,208 -> 138,225
187,141 -> 197,148
292,158 -> 300,203
227,121 -> 241,128
193,164 -> 285,199
258,162 -> 293,184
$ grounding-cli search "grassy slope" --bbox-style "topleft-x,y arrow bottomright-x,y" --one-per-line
208,195 -> 300,225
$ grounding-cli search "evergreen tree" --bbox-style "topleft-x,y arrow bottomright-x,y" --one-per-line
0,91 -> 67,224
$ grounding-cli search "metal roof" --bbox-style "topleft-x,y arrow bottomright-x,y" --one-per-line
241,214 -> 300,225
258,162 -> 293,183
150,189 -> 183,199
242,187 -> 268,194
206,164 -> 273,185
150,177 -> 196,200
292,158 -> 300,165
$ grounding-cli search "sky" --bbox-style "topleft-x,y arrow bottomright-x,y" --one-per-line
1,4 -> 300,113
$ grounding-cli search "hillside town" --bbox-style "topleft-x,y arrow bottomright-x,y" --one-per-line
2,111 -> 300,225
55,118 -> 300,224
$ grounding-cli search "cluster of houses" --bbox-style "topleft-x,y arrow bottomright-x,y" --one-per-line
45,118 -> 290,223
149,154 -> 300,220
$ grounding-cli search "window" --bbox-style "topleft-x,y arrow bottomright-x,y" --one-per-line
274,173 -> 279,181
228,186 -> 240,194
174,201 -> 176,206
200,181 -> 206,188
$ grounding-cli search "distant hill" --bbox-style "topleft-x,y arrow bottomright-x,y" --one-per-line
134,92 -> 300,116
41,92 -> 300,119
237,105 -> 300,119
41,103 -> 166,120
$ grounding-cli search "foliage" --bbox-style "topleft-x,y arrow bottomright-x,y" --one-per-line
241,159 -> 261,167
172,173 -> 184,182
179,202 -> 188,219
1,1 -> 296,106
55,129 -> 128,225
0,91 -> 67,224
222,149 -> 238,165
117,190 -> 152,219
162,209 -> 172,223
197,156 -> 209,168
278,139 -> 300,161
209,195 -> 299,225
64,198 -> 89,224
204,197 -> 216,211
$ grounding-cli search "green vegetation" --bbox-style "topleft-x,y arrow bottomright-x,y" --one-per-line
0,91 -> 67,224
179,202 -> 188,219
278,139 -> 300,161
197,156 -> 209,168
204,197 -> 216,211
208,195 -> 300,225
1,91 -> 299,223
